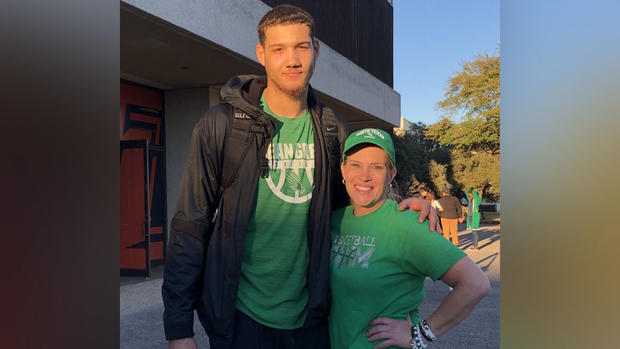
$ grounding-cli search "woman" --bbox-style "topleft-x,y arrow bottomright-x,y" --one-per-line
465,189 -> 482,250
329,129 -> 490,349
425,191 -> 443,214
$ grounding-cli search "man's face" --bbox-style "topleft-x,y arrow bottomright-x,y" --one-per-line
256,23 -> 319,98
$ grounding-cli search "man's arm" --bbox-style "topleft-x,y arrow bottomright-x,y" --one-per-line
399,198 -> 442,233
464,189 -> 471,203
162,111 -> 225,342
473,189 -> 482,210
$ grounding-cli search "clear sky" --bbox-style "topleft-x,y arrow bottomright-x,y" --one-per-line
393,0 -> 500,126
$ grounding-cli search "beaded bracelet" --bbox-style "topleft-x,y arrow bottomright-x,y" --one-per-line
419,319 -> 437,342
410,323 -> 427,349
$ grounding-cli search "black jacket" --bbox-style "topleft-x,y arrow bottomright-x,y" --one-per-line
162,75 -> 349,348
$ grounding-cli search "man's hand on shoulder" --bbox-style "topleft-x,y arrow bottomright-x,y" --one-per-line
398,197 -> 442,234
169,338 -> 198,349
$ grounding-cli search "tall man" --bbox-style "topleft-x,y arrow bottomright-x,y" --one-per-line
162,5 -> 437,349
437,187 -> 463,246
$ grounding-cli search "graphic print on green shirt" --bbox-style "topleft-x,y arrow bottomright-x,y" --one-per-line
235,93 -> 314,329
329,200 -> 466,349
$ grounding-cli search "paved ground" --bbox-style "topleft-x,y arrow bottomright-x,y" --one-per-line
419,224 -> 500,348
120,223 -> 500,348
120,274 -> 210,348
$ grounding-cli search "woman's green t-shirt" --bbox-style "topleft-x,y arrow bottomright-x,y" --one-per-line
329,200 -> 465,349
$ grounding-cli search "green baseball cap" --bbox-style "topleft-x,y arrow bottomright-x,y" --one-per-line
342,128 -> 396,164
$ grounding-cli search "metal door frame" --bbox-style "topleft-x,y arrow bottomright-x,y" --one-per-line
120,139 -> 168,278
120,139 -> 151,277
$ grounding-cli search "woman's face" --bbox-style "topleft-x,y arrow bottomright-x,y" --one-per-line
341,145 -> 396,216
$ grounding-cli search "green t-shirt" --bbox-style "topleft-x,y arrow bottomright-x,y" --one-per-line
329,200 -> 466,349
235,94 -> 314,329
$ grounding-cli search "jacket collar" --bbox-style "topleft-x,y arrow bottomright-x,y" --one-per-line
221,74 -> 321,118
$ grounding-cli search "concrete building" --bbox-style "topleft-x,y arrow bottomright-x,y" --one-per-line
120,0 -> 400,276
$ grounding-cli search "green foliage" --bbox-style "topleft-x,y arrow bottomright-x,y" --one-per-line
428,160 -> 450,192
393,122 -> 454,197
450,149 -> 500,201
406,122 -> 441,153
394,53 -> 500,201
393,127 -> 431,196
406,174 -> 427,197
426,53 -> 500,155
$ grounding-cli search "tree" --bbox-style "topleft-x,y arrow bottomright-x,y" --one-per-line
393,122 -> 452,197
392,127 -> 430,196
407,121 -> 441,153
425,52 -> 501,200
428,159 -> 450,192
426,53 -> 500,155
450,149 -> 500,201
406,174 -> 428,198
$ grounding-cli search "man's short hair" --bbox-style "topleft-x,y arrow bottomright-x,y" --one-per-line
257,4 -> 315,45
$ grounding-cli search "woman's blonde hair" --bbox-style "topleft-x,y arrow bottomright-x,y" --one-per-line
385,159 -> 401,202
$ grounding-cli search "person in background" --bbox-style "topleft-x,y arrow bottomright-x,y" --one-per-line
418,187 -> 441,213
329,129 -> 490,349
419,187 -> 429,199
426,191 -> 443,214
418,187 -> 443,232
436,188 -> 464,246
464,189 -> 482,250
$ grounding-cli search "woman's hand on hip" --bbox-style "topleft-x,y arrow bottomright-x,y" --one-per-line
366,314 -> 416,349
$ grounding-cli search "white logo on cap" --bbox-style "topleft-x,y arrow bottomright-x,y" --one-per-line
355,129 -> 385,139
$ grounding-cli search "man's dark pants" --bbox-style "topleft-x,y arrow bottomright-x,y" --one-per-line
231,310 -> 330,349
